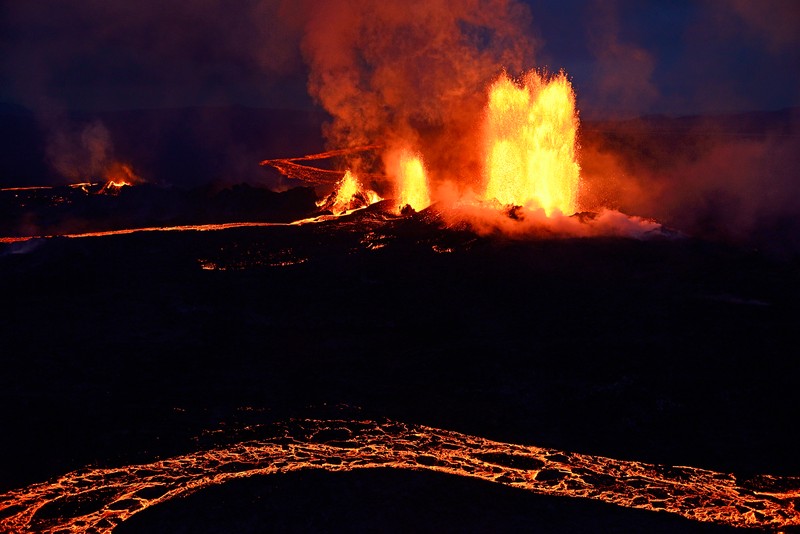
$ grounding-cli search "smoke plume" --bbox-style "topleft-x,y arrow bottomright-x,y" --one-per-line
297,0 -> 536,192
46,120 -> 114,181
580,110 -> 800,254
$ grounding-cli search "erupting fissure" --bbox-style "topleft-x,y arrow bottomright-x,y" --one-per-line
263,70 -> 581,221
97,162 -> 140,194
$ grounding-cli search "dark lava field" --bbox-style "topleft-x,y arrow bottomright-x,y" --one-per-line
2,199 -> 798,532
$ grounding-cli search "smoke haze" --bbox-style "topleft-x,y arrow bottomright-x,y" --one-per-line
580,109 -> 800,254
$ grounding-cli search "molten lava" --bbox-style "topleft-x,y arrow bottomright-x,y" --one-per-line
330,170 -> 360,213
482,71 -> 580,215
317,170 -> 382,215
393,149 -> 431,213
1,419 -> 797,533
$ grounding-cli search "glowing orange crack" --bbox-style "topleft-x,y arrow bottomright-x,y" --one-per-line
0,419 -> 797,533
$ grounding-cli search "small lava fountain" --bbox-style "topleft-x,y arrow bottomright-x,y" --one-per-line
316,169 -> 382,215
392,148 -> 431,213
98,162 -> 140,194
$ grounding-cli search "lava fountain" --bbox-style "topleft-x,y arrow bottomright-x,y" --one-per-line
482,71 -> 580,215
316,169 -> 382,215
327,170 -> 361,214
389,148 -> 431,213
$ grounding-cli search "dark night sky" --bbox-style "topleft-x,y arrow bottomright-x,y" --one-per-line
1,0 -> 798,118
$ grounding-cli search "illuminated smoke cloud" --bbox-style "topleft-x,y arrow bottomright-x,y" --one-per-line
297,0 -> 536,190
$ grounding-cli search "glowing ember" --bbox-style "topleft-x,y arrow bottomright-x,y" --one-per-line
483,71 -> 580,216
393,149 -> 431,213
0,419 -> 797,533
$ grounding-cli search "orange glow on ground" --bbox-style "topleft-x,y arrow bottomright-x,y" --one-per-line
482,71 -> 580,215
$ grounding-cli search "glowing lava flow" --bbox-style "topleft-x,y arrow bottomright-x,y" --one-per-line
0,222 -> 291,244
260,146 -> 384,184
483,71 -> 580,215
0,419 -> 797,533
97,163 -> 139,194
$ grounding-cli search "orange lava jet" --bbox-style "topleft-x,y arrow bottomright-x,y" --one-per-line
390,148 -> 431,213
482,71 -> 580,215
0,419 -> 797,533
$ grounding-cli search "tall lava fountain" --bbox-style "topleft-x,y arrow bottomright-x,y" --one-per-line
483,71 -> 580,215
